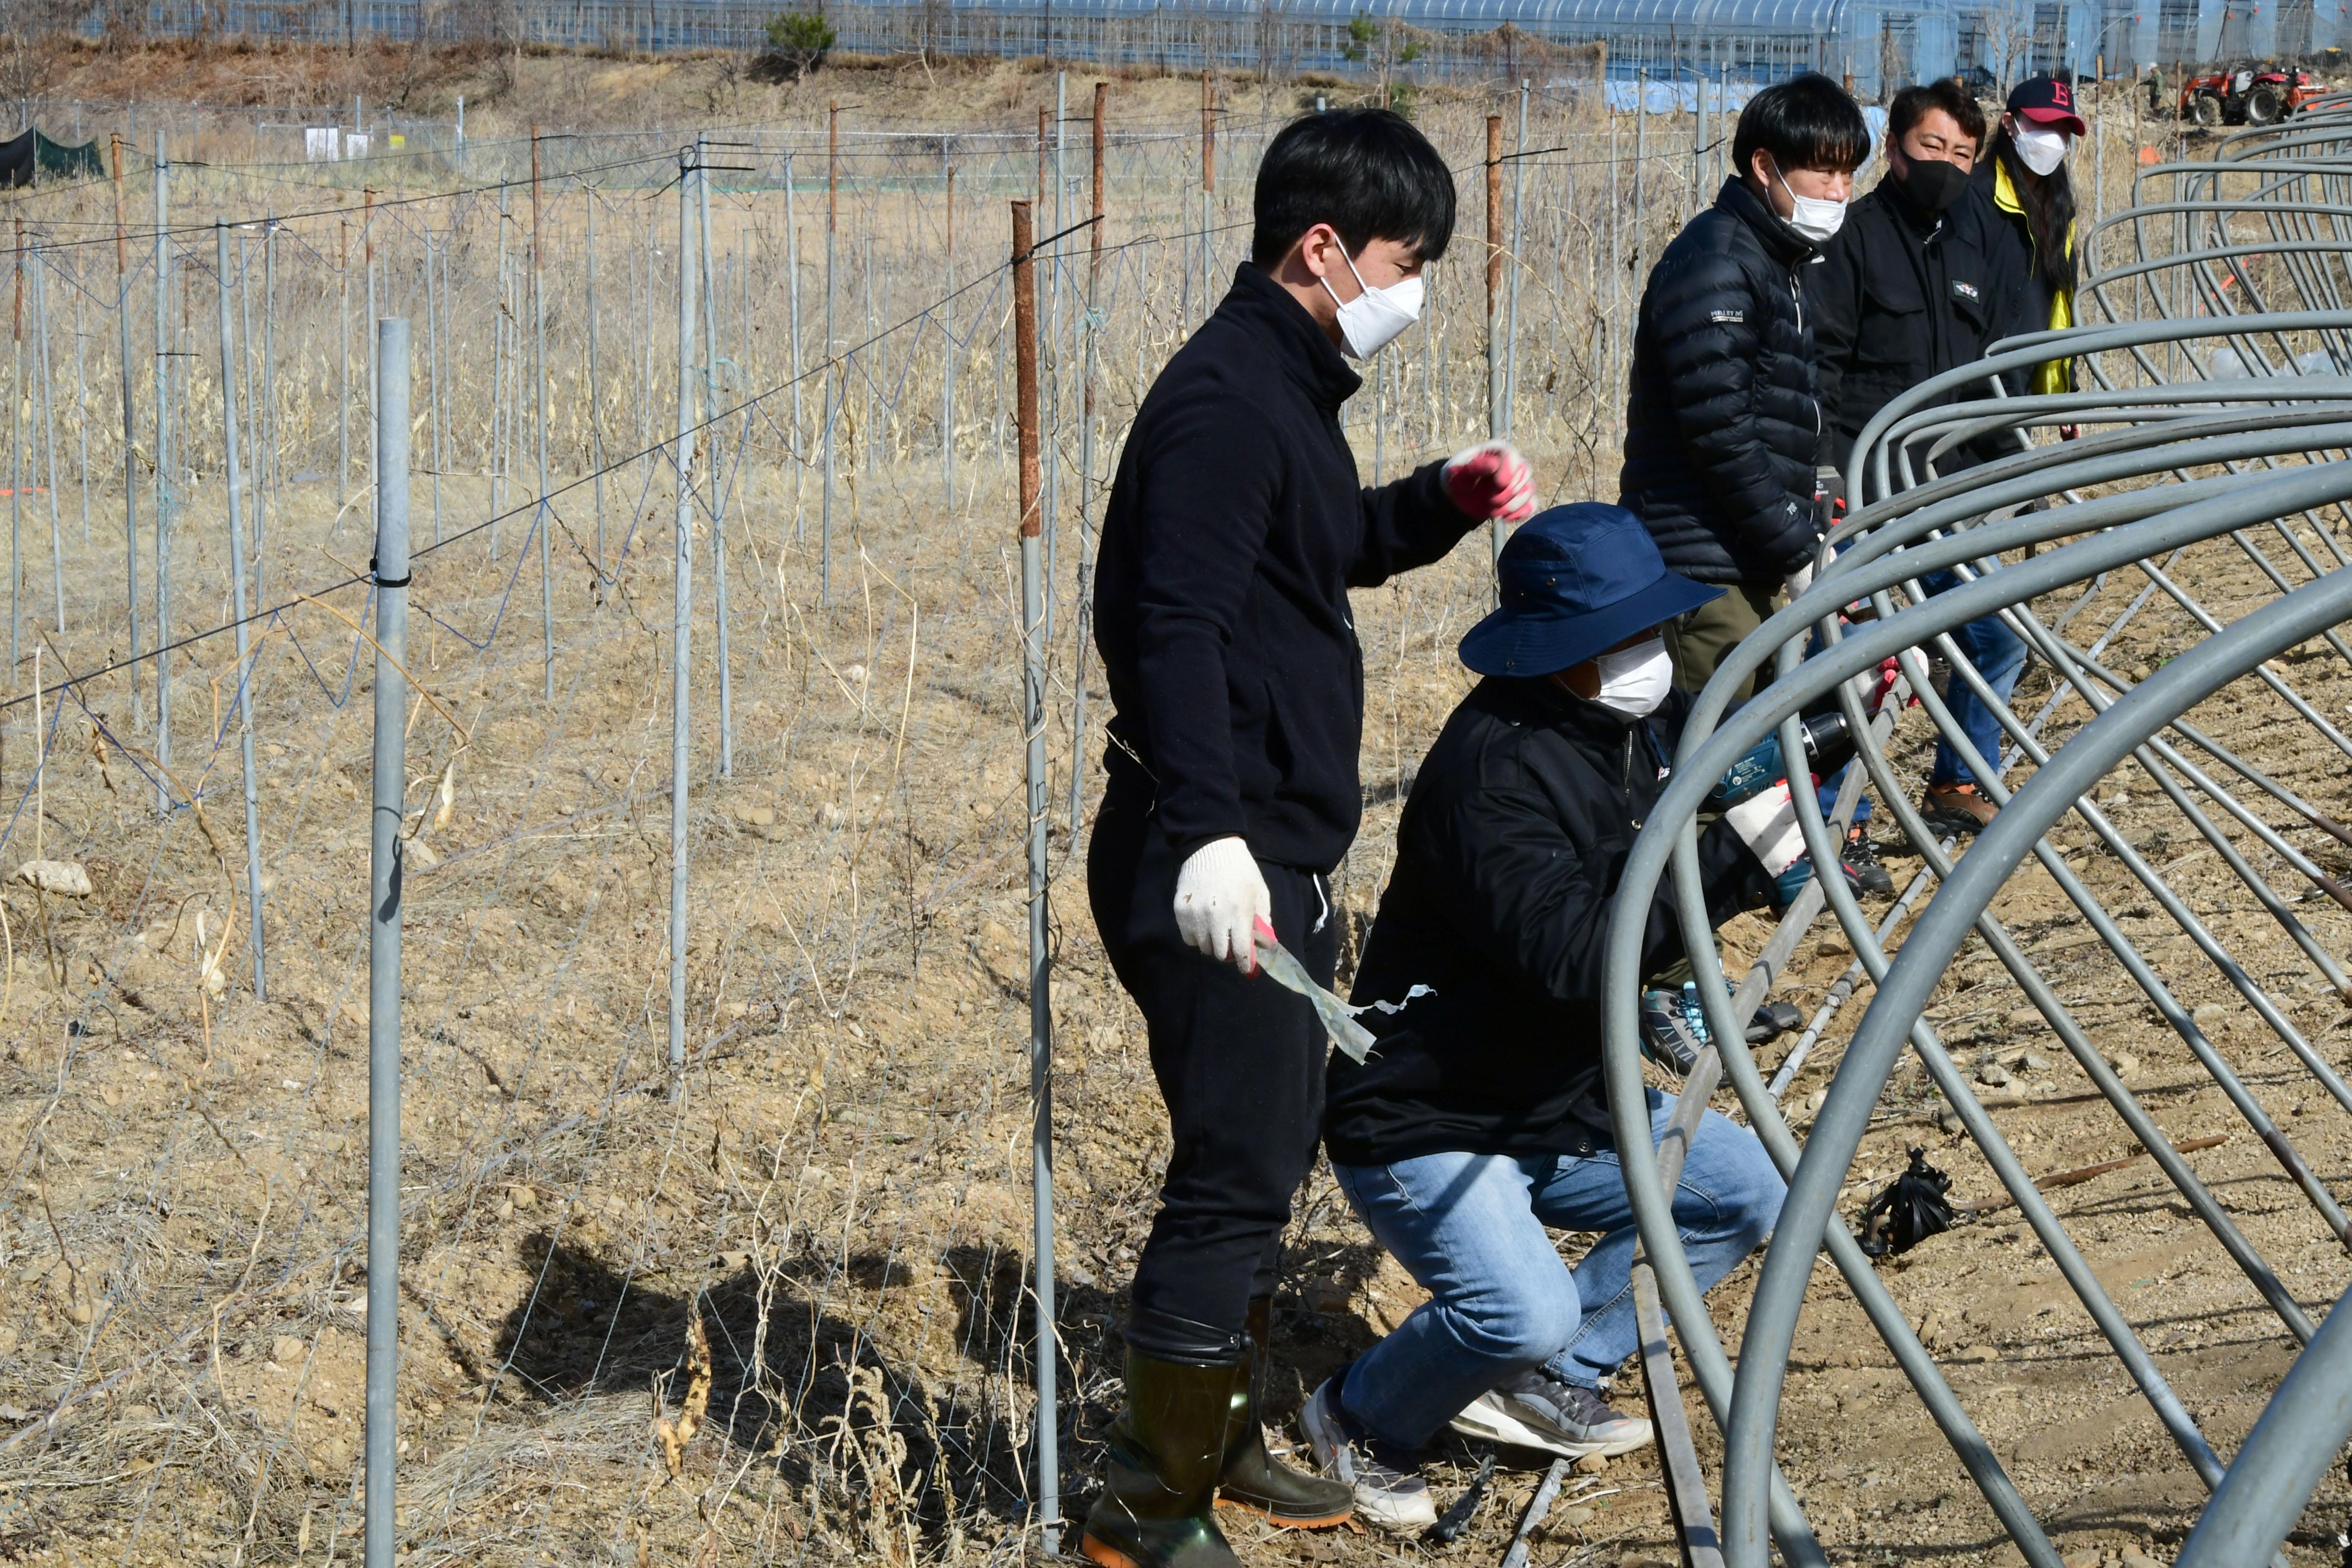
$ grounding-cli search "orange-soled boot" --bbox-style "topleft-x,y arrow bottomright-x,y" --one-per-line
1079,1349 -> 1247,1568
1216,1298 -> 1353,1528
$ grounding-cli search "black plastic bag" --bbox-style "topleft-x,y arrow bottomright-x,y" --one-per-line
1858,1147 -> 1955,1258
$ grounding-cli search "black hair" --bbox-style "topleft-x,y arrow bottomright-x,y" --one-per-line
1250,108 -> 1456,268
1888,79 -> 1987,150
1987,123 -> 2078,296
1731,72 -> 1871,180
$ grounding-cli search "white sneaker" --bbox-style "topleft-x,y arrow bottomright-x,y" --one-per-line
1298,1375 -> 1439,1533
1448,1369 -> 1655,1459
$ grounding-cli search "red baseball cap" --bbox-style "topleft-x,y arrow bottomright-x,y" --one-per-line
2007,75 -> 2089,137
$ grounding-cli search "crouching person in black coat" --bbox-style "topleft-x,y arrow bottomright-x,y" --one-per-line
1298,505 -> 1796,1529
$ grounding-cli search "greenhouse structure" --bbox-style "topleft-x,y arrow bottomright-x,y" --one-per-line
818,0 -> 2339,91
154,0 -> 2343,94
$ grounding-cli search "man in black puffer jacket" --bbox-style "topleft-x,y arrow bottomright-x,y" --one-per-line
1620,72 -> 1870,703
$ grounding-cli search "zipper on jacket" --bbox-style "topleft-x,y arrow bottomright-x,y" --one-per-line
1623,730 -> 1642,831
1791,270 -> 1821,438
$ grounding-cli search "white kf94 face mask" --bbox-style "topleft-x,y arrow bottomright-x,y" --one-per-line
1771,162 -> 1848,244
1592,635 -> 1674,718
1322,246 -> 1425,360
2013,124 -> 2071,177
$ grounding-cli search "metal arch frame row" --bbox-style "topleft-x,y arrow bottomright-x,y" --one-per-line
1596,95 -> 2352,1568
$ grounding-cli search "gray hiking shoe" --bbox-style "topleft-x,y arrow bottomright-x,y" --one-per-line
1638,986 -> 1709,1074
1448,1368 -> 1655,1459
1299,1375 -> 1438,1533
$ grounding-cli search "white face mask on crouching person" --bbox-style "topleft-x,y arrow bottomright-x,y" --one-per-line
1590,636 -> 1674,718
1321,246 -> 1425,360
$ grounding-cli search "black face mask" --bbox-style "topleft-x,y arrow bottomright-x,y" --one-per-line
1897,155 -> 1971,214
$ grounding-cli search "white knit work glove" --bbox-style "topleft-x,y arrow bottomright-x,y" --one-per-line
1783,560 -> 1815,600
1725,781 -> 1807,878
1173,836 -> 1272,973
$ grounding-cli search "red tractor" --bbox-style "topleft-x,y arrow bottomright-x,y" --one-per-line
2179,63 -> 2318,126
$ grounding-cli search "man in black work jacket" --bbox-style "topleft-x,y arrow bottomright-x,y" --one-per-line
1810,78 -> 1999,481
1302,504 -> 1792,1526
1813,77 -> 2028,843
1083,107 -> 1537,1568
1806,78 -> 2000,872
1620,73 -> 1870,704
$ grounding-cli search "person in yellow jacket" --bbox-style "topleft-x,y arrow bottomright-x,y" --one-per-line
1968,74 -> 2083,401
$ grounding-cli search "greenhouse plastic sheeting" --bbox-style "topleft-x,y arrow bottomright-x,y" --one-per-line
0,131 -> 106,188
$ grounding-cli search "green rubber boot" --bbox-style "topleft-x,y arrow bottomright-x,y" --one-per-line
1079,1350 -> 1249,1568
1216,1298 -> 1355,1528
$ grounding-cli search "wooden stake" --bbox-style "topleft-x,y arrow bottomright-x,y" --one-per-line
1015,204 -> 1040,542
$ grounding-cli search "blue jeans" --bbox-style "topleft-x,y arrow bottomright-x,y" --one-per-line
1811,561 -> 2027,823
1918,566 -> 2025,789
1331,1090 -> 1786,1450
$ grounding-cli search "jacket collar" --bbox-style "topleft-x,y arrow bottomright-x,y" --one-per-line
1875,175 -> 1946,239
1475,674 -> 1642,740
1218,263 -> 1364,413
1715,175 -> 1818,268
1990,155 -> 2025,218
1983,155 -> 2077,262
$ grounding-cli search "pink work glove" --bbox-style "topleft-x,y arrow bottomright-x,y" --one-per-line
1443,441 -> 1538,524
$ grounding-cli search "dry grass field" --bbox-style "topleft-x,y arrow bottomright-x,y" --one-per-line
0,41 -> 2342,1568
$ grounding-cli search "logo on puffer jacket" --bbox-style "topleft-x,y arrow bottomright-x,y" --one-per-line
1709,309 -> 1745,324
1952,280 -> 1981,301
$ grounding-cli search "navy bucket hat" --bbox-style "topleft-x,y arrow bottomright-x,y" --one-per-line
1457,503 -> 1723,678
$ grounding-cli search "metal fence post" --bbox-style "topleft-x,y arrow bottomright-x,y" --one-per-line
822,102 -> 837,607
695,132 -> 734,778
1484,112 -> 1504,573
215,223 -> 266,1001
1011,196 -> 1060,1541
110,134 -> 139,730
669,147 -> 698,1095
1068,82 -> 1106,837
152,131 -> 171,811
364,314 -> 411,1568
532,127 -> 553,700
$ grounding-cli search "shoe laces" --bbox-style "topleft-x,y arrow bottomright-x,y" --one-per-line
1553,1380 -> 1624,1426
1507,1369 -> 1623,1429
1677,984 -> 1712,1045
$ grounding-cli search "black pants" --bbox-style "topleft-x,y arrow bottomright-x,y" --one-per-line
1088,791 -> 1339,1364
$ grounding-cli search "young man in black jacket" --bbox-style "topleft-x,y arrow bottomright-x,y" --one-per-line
1083,108 -> 1537,1568
1620,72 -> 1870,704
1301,504 -> 1794,1527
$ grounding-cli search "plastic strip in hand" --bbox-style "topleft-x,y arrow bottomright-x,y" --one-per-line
1249,931 -> 1423,1064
